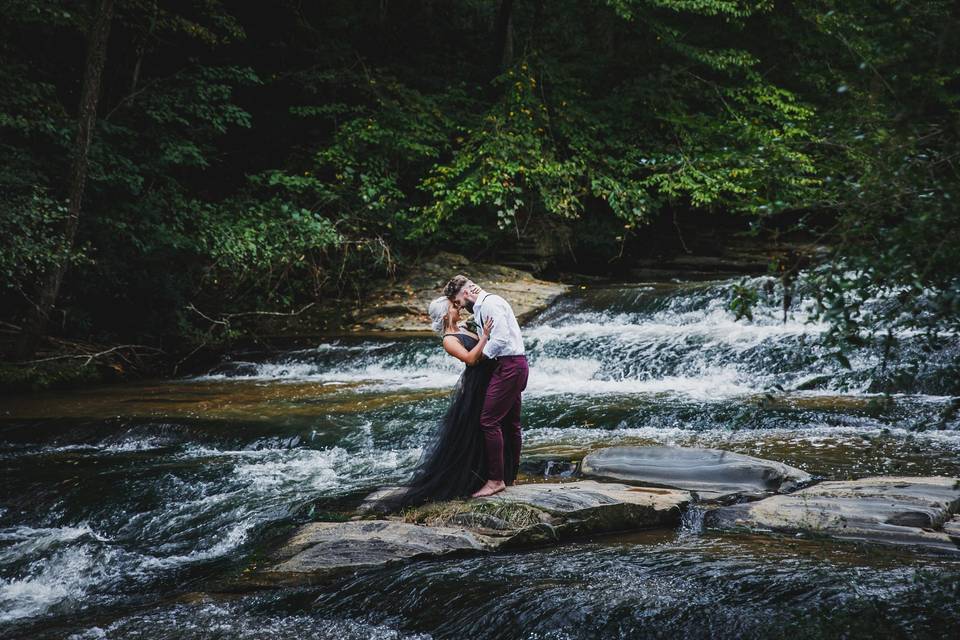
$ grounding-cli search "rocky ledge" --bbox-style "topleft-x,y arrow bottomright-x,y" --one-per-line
246,448 -> 960,586
705,476 -> 960,554
252,480 -> 690,581
228,252 -> 568,339
580,445 -> 812,502
348,251 -> 570,332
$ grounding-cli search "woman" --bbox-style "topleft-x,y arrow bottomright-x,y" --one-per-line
374,296 -> 518,512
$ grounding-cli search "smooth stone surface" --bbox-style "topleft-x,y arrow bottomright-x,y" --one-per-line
358,480 -> 693,531
476,480 -> 691,540
478,480 -> 688,516
267,521 -> 492,574
580,446 -> 812,501
705,476 -> 960,553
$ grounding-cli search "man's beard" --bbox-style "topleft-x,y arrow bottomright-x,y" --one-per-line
464,300 -> 475,313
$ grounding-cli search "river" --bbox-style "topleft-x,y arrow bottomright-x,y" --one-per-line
2,275 -> 959,639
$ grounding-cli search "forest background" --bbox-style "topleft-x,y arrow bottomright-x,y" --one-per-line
1,0 -> 957,380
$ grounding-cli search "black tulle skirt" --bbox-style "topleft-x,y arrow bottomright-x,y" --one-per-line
375,357 -> 518,512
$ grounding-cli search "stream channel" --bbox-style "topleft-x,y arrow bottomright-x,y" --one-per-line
2,274 -> 959,639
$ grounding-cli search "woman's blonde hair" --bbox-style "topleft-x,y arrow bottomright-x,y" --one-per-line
428,296 -> 451,334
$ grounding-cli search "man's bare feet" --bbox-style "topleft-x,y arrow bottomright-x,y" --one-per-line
471,480 -> 506,498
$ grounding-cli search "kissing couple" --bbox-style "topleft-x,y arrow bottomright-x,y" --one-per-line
377,274 -> 529,511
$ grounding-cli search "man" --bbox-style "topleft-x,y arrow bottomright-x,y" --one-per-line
444,274 -> 528,498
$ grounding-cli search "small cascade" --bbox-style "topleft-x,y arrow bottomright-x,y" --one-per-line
678,503 -> 707,538
195,273 -> 959,399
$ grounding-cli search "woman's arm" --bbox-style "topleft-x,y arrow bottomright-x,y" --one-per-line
443,317 -> 494,366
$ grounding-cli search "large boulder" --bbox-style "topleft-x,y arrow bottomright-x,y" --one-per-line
704,476 -> 960,554
580,446 -> 812,502
349,252 -> 570,332
227,252 -> 568,338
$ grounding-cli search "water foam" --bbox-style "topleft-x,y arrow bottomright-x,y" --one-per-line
0,525 -> 120,624
181,276 -> 862,399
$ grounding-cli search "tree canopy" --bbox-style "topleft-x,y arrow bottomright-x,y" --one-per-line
1,0 -> 957,353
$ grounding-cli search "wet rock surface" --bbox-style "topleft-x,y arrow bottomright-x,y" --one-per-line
705,476 -> 960,553
256,480 -> 690,578
265,521 -> 492,575
476,480 -> 690,542
580,445 -> 812,501
254,453 -> 960,584
945,515 -> 960,540
477,480 -> 688,519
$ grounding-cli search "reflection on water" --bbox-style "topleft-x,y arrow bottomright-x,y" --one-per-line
0,380 -> 448,421
1,275 -> 959,638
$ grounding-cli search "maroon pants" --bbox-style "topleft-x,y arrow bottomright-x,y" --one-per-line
480,355 -> 528,482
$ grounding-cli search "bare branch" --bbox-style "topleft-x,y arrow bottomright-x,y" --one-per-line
20,344 -> 164,366
221,302 -> 315,319
185,302 -> 228,326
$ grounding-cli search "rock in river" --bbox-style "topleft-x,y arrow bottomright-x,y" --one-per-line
255,481 -> 691,581
475,480 -> 690,542
945,515 -> 960,541
704,476 -> 960,554
267,520 -> 491,575
580,446 -> 812,502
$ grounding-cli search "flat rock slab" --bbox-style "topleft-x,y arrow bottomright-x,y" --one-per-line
580,446 -> 812,502
478,480 -> 689,518
260,481 -> 692,579
705,476 -> 960,554
267,521 -> 492,574
478,481 -> 690,542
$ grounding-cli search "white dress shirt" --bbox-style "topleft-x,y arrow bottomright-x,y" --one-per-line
473,290 -> 525,359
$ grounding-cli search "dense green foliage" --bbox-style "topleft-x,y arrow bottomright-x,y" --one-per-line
1,0 -> 957,351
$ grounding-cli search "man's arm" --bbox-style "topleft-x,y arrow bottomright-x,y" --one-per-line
481,297 -> 512,359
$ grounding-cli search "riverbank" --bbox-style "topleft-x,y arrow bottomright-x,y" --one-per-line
0,339 -> 159,394
0,253 -> 569,394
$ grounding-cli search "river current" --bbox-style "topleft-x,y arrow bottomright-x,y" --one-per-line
2,275 -> 959,639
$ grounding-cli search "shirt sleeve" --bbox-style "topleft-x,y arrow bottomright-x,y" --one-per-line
481,296 -> 511,359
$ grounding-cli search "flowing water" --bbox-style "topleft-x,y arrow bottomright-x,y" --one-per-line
2,275 -> 959,639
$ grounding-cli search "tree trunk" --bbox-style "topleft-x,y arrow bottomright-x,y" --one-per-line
492,0 -> 515,77
14,0 -> 115,359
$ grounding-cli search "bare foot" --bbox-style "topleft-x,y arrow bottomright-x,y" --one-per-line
471,480 -> 506,498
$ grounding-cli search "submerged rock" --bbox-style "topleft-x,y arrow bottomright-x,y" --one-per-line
255,481 -> 690,580
705,476 -> 960,554
580,446 -> 812,501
